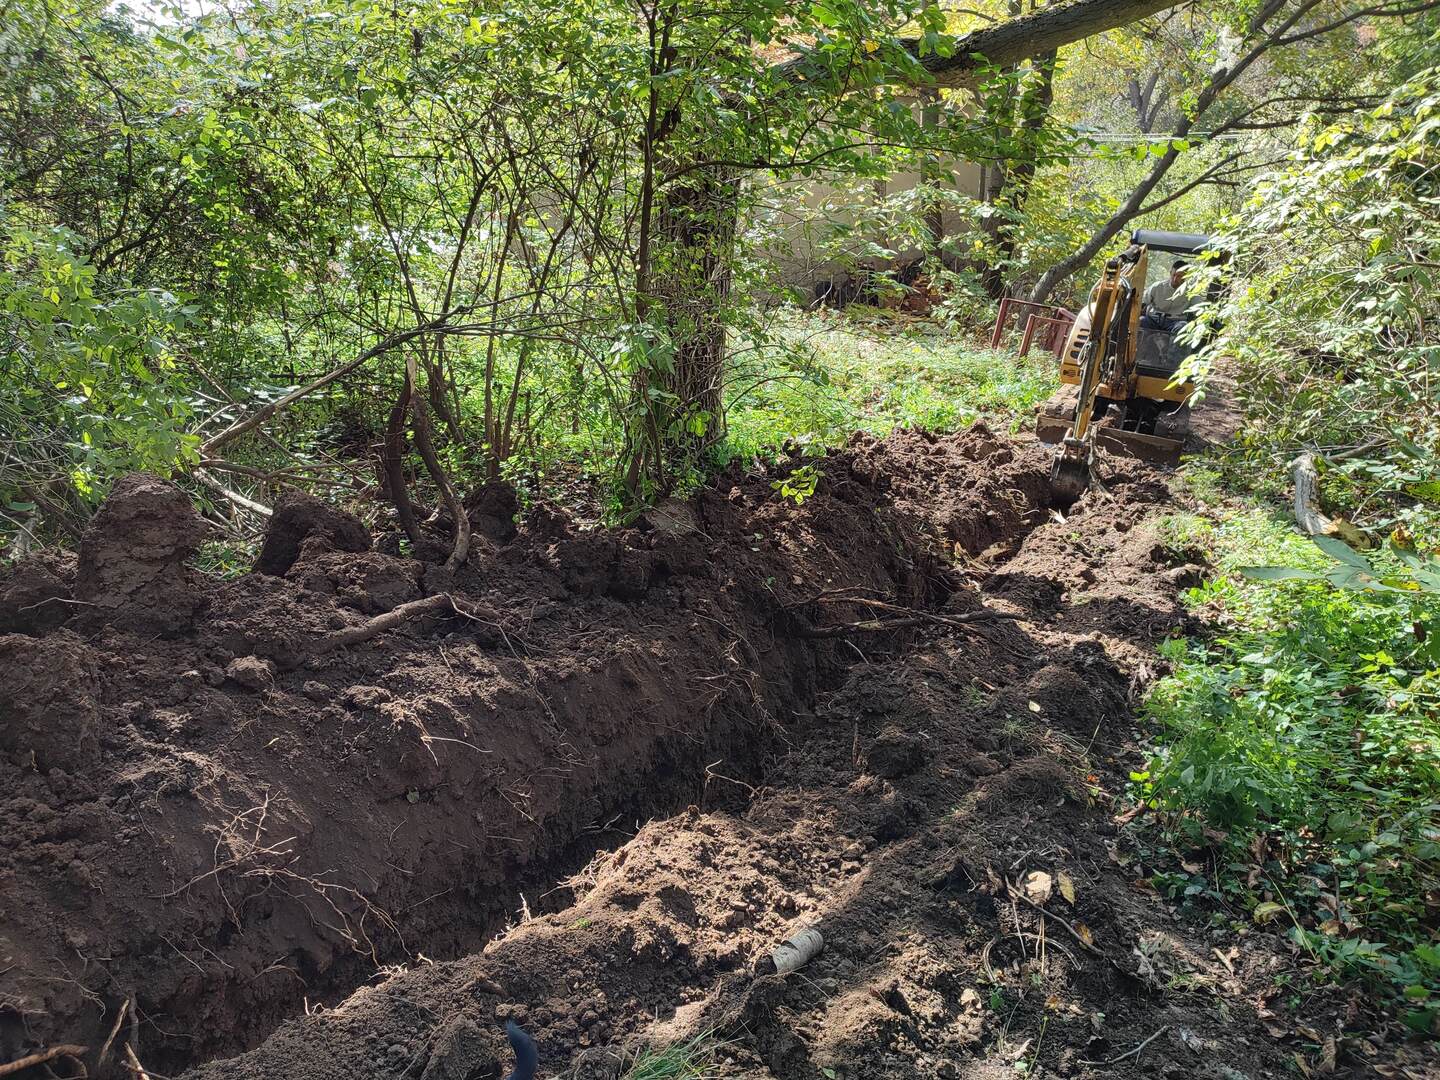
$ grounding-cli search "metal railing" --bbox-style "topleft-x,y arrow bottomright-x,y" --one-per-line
990,297 -> 1076,359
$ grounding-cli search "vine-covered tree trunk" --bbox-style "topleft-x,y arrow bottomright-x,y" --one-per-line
652,164 -> 737,447
983,46 -> 1058,299
618,0 -> 1186,496
627,162 -> 739,495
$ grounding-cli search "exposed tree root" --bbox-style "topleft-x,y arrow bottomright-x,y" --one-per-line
0,1044 -> 88,1077
793,596 -> 1021,638
124,1042 -> 153,1080
94,997 -> 132,1075
407,354 -> 471,574
305,593 -> 506,658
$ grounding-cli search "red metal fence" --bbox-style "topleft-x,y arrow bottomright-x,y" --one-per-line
990,298 -> 1076,359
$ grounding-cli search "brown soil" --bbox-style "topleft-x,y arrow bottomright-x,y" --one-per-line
1,428 -> 1429,1080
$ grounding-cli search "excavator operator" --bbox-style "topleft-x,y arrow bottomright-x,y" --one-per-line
1141,259 -> 1197,334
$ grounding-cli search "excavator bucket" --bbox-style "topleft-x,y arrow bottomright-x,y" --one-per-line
1035,399 -> 1186,468
1048,452 -> 1090,510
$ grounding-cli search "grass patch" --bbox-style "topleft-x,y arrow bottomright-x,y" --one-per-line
1137,499 -> 1440,1024
193,537 -> 258,580
622,1032 -> 732,1080
722,307 -> 1057,464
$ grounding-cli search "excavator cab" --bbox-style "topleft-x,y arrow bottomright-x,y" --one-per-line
1036,229 -> 1221,508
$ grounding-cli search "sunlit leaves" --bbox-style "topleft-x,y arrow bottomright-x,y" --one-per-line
1,221 -> 199,505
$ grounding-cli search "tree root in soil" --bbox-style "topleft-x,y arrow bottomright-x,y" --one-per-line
794,597 -> 1021,639
124,1041 -> 155,1080
1007,880 -> 1106,958
0,1044 -> 88,1077
1079,1025 -> 1169,1067
94,997 -> 132,1075
301,592 -> 510,660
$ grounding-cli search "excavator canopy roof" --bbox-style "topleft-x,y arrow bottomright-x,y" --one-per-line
1130,229 -> 1215,255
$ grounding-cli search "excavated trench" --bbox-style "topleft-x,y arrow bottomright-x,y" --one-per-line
0,426 -> 1059,1077
184,435 -> 1256,1080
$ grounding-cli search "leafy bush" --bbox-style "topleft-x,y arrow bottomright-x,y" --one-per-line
1,221 -> 198,539
1139,509 -> 1440,1016
1184,60 -> 1440,535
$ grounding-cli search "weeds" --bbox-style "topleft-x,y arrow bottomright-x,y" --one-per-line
1134,503 -> 1440,1024
621,1032 -> 732,1080
722,308 -> 1057,466
194,538 -> 256,580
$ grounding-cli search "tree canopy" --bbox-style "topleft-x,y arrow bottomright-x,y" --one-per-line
0,0 -> 1435,545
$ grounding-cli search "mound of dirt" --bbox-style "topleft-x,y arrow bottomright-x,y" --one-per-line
0,426 -> 1058,1076
254,490 -> 372,576
17,429 -> 1419,1080
74,472 -> 210,634
0,550 -> 74,634
186,452 -> 1310,1080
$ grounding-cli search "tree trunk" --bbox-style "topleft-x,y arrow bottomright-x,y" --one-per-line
625,0 -> 1187,491
982,44 -> 1057,299
919,93 -> 951,267
628,163 -> 739,494
1127,69 -> 1165,133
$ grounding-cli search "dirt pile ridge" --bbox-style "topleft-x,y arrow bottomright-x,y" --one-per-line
181,447 -> 1440,1080
186,452 -> 1277,1080
1,426 -> 1053,1076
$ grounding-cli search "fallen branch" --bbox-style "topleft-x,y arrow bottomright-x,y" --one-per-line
198,458 -> 365,490
1006,881 -> 1105,958
195,468 -> 272,518
311,594 -> 452,654
0,1044 -> 88,1077
1079,1025 -> 1169,1067
201,320 -> 456,455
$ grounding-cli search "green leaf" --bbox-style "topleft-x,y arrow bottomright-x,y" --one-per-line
1239,566 -> 1324,582
1252,901 -> 1287,925
1313,536 -> 1373,569
1404,482 -> 1440,505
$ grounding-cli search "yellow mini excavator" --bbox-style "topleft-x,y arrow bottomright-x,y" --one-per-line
1037,229 -> 1220,508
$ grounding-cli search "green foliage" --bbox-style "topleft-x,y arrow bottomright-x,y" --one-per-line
1183,55 -> 1440,534
622,1032 -> 730,1080
723,308 -> 1056,463
0,0 -> 1429,552
0,0 -> 1033,537
1140,508 -> 1440,1004
1242,536 -> 1440,596
771,463 -> 820,506
0,220 -> 198,533
193,538 -> 258,580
